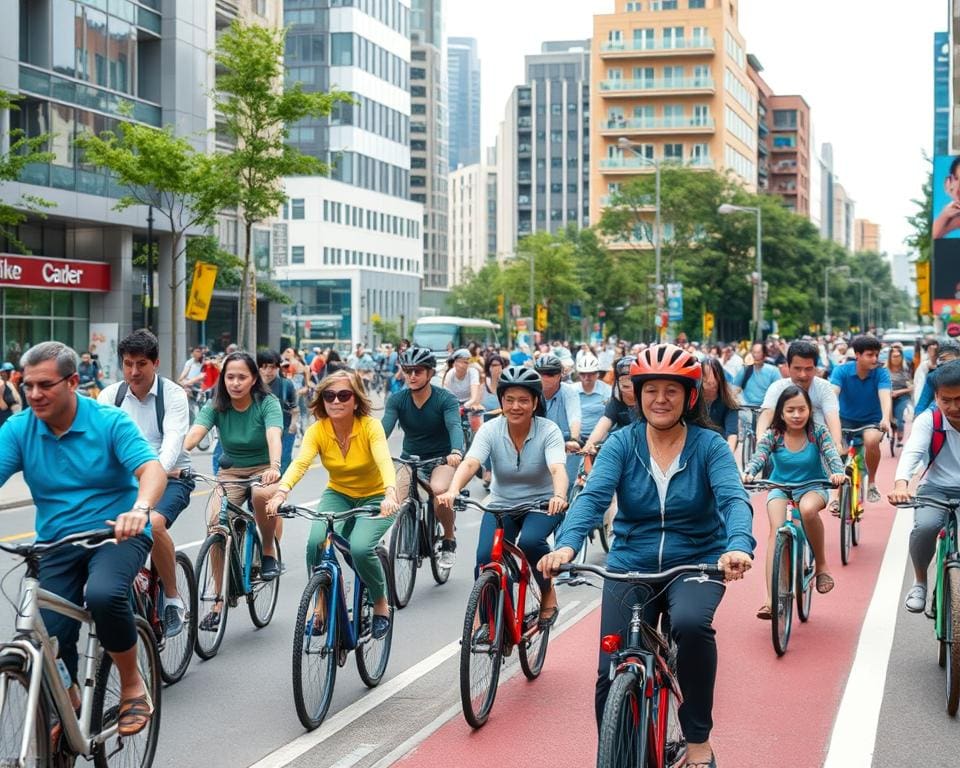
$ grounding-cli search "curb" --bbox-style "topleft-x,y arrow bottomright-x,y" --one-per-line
0,498 -> 32,512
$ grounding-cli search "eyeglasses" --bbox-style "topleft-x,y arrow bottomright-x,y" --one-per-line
402,366 -> 427,375
23,375 -> 71,393
321,389 -> 355,403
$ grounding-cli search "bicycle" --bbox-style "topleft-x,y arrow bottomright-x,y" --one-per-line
568,444 -> 613,555
190,470 -> 282,661
892,495 -> 960,715
275,503 -> 395,730
838,424 -> 881,565
456,496 -> 554,728
389,455 -> 452,608
458,406 -> 484,453
0,530 -> 161,768
557,561 -> 723,768
746,479 -> 836,656
185,387 -> 213,452
739,404 -> 764,470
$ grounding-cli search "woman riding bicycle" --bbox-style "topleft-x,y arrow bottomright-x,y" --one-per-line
266,370 -> 399,638
582,355 -> 637,454
437,366 -> 569,627
742,384 -> 845,619
539,344 -> 754,768
702,357 -> 739,453
886,344 -> 912,447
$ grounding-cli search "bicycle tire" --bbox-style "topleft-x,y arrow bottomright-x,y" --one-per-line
459,570 -> 503,728
853,468 -> 867,546
194,533 -> 229,660
597,667 -> 648,768
839,482 -> 852,566
945,567 -> 960,716
356,548 -> 394,687
292,570 -> 337,730
771,531 -> 793,656
518,573 -> 550,680
427,502 -> 452,585
935,582 -> 946,669
796,539 -> 814,623
247,536 -> 282,628
92,616 -> 161,768
0,654 -> 49,766
598,512 -> 613,553
159,551 -> 198,685
389,506 -> 418,608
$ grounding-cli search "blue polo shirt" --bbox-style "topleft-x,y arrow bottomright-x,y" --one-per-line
0,395 -> 157,542
829,361 -> 891,424
735,363 -> 782,406
543,381 -> 581,439
576,380 -> 612,436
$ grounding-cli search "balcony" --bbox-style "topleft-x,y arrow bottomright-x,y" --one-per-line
216,0 -> 239,28
771,144 -> 798,153
599,156 -> 713,173
518,116 -> 533,128
758,121 -> 769,138
518,144 -> 532,156
599,38 -> 716,58
599,77 -> 715,98
518,171 -> 532,182
599,193 -> 655,208
600,116 -> 715,135
518,91 -> 532,106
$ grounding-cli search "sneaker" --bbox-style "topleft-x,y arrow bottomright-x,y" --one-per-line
260,555 -> 280,581
471,624 -> 491,646
199,610 -> 221,632
371,614 -> 391,640
162,595 -> 186,638
439,538 -> 457,570
867,485 -> 882,503
905,583 -> 927,613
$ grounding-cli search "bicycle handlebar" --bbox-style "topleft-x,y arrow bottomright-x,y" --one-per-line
275,503 -> 381,522
893,496 -> 960,512
742,404 -> 765,414
0,528 -> 114,557
182,468 -> 263,486
842,423 -> 884,436
744,479 -> 842,494
393,455 -> 449,471
557,562 -> 723,583
453,496 -> 551,516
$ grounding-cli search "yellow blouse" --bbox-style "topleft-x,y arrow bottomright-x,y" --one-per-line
279,415 -> 397,498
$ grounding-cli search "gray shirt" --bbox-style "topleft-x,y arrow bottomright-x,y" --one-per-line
466,416 -> 566,505
760,376 -> 839,428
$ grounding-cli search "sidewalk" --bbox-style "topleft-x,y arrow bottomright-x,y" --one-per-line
0,473 -> 32,510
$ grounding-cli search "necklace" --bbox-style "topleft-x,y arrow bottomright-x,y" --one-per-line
332,419 -> 353,453
648,426 -> 685,468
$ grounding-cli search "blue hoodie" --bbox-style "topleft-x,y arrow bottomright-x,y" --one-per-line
556,422 -> 755,572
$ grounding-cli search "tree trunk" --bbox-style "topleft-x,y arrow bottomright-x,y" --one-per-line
244,219 -> 257,351
169,232 -> 183,380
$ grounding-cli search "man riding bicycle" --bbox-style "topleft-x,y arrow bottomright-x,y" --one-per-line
442,348 -> 484,410
535,354 -> 582,490
382,347 -> 465,568
0,341 -> 167,737
99,329 -> 194,638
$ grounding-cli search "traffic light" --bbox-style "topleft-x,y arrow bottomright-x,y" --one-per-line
535,304 -> 548,332
702,311 -> 715,338
916,260 -> 931,315
497,294 -> 505,318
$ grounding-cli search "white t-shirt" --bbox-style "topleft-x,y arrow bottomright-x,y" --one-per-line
760,376 -> 839,428
443,366 -> 480,404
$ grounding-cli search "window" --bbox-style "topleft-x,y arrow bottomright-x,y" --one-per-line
662,0 -> 678,8
724,68 -> 756,113
291,246 -> 305,264
689,0 -> 705,7
291,198 -> 305,219
725,144 -> 755,181
331,33 -> 353,66
662,27 -> 684,49
664,144 -> 683,161
724,29 -> 746,68
725,106 -> 756,149
633,28 -> 654,50
772,109 -> 798,129
411,67 -> 426,80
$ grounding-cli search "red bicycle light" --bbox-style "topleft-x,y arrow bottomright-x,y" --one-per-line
601,634 -> 621,654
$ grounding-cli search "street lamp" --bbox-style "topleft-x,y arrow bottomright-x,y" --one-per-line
618,136 -> 662,340
824,265 -> 850,336
847,278 -> 870,332
718,203 -> 763,339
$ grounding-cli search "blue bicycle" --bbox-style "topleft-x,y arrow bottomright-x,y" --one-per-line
277,503 -> 395,731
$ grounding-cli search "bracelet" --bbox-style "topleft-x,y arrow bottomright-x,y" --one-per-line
552,494 -> 566,501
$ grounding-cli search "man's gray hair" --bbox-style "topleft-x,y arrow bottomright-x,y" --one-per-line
21,342 -> 79,377
938,339 -> 960,360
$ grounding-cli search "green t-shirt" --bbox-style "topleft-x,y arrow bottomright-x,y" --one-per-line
197,395 -> 283,467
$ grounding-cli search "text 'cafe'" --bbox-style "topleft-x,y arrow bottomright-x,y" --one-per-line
0,253 -> 112,366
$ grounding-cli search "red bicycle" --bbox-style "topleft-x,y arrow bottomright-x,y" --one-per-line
456,496 -> 553,728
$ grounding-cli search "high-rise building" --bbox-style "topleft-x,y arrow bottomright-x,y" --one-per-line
746,54 -> 771,193
497,40 -> 591,257
410,0 -> 449,309
447,37 -> 481,170
448,150 -> 497,286
590,0 -> 758,228
766,95 -> 811,216
833,181 -> 855,252
280,0 -> 423,347
935,31 -> 950,156
818,141 -> 855,250
854,218 -> 881,253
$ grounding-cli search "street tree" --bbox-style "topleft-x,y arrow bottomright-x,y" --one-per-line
447,262 -> 504,321
906,155 -> 932,265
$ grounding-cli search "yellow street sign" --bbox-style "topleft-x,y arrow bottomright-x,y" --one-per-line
535,304 -> 548,332
916,260 -> 931,315
185,261 -> 218,321
703,311 -> 715,338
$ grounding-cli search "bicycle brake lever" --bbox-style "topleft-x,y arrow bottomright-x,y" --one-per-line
75,539 -> 116,550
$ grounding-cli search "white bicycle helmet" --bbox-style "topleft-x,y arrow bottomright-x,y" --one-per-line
576,355 -> 600,374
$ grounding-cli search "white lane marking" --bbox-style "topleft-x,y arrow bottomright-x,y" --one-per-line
823,507 -> 912,768
329,744 -> 378,768
250,598 -> 591,768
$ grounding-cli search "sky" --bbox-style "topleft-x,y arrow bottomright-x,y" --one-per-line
445,0 -> 946,256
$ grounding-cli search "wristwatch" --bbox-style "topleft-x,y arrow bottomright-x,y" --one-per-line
132,502 -> 152,515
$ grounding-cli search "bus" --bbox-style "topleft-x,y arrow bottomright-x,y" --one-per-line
412,316 -> 501,358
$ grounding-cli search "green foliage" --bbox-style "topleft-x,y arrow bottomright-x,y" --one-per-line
906,154 -> 932,263
372,318 -> 400,346
447,262 -> 504,320
185,235 -> 290,304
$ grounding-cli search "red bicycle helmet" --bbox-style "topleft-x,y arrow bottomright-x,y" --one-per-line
629,344 -> 702,409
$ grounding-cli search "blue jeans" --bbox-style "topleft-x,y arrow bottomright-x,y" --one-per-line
280,429 -> 296,475
892,395 -> 909,433
155,476 -> 195,528
475,509 -> 560,591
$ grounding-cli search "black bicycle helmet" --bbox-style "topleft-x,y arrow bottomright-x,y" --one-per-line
534,353 -> 563,375
614,355 -> 637,377
399,346 -> 436,370
496,365 -> 546,416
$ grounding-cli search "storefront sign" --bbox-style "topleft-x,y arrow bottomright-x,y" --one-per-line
185,261 -> 218,321
0,254 -> 111,292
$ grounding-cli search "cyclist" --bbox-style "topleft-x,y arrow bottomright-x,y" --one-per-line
382,347 -> 464,568
885,343 -> 912,446
480,354 -> 508,415
98,329 -> 194,637
914,339 -> 960,414
889,360 -> 960,612
257,350 -> 300,474
535,353 -> 582,488
184,351 -> 283,596
702,357 -> 739,452
0,341 -> 166,736
582,356 -> 638,453
538,344 -> 754,768
442,348 -> 483,409
743,384 -> 846,618
267,370 -> 399,638
829,335 -> 892,502
437,366 -> 568,627
178,346 -> 205,392
574,355 -> 612,439
735,341 -> 782,407
0,361 -> 21,427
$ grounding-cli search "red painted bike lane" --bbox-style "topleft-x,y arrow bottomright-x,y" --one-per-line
394,454 -> 900,768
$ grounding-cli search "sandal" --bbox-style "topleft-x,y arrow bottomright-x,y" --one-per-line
828,500 -> 841,517
816,573 -> 835,594
117,690 -> 154,737
538,606 -> 560,628
756,604 -> 772,620
688,755 -> 717,768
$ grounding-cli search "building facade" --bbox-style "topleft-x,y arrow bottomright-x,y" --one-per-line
448,157 -> 496,285
590,0 -> 758,227
854,218 -> 881,253
766,94 -> 811,216
447,36 -> 481,170
746,54 -> 771,193
497,40 -> 591,258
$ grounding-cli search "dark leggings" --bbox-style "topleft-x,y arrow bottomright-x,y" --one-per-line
595,573 -> 726,744
39,534 -> 151,683
475,510 -> 560,591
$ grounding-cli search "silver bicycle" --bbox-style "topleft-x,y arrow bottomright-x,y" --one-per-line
0,529 -> 161,768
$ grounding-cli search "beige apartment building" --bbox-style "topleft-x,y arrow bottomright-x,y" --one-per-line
854,218 -> 881,253
590,0 -> 758,228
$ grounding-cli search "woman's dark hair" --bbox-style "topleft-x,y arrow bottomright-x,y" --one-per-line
326,349 -> 342,363
213,352 -> 270,412
484,354 -> 507,377
770,384 -> 813,435
117,329 -> 159,362
256,349 -> 281,368
886,345 -> 905,371
702,358 -> 739,411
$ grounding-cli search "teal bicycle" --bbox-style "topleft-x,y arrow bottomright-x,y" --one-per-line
746,479 -> 837,656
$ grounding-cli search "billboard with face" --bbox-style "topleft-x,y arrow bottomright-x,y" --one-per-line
931,156 -> 960,320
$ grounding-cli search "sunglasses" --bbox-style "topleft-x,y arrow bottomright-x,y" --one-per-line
321,389 -> 355,403
402,366 -> 427,375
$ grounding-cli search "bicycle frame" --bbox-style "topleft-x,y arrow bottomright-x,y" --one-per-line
933,508 -> 960,642
844,439 -> 865,522
778,498 -> 812,594
481,524 -> 535,649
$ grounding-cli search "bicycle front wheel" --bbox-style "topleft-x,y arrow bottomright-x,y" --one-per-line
427,502 -> 452,585
159,551 -> 198,684
945,567 -> 960,716
92,616 -> 162,768
356,548 -> 394,687
459,570 -> 503,728
796,539 -> 815,623
0,654 -> 49,767
292,570 -> 337,731
248,536 -> 282,628
194,533 -> 229,660
389,506 -> 418,608
771,532 -> 794,656
839,482 -> 852,566
518,574 -> 550,680
597,667 -> 648,768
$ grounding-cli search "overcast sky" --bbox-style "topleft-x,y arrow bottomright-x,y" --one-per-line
446,0 -> 946,255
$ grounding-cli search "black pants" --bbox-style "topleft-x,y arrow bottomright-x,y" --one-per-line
475,510 -> 560,591
595,573 -> 725,744
39,534 -> 151,683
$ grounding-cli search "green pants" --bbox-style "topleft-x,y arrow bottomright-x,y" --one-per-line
307,489 -> 393,602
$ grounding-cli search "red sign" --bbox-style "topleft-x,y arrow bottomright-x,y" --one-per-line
0,253 -> 111,292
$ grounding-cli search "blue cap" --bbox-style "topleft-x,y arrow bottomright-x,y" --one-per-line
0,362 -> 15,372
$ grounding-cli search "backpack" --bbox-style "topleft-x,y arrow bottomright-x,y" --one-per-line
115,376 -> 166,436
929,407 -> 947,466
